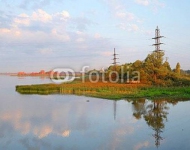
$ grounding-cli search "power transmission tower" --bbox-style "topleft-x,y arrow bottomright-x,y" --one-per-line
112,48 -> 119,71
152,26 -> 164,52
111,48 -> 119,120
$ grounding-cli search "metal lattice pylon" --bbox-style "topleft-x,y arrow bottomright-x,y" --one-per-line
152,26 -> 164,52
112,48 -> 119,71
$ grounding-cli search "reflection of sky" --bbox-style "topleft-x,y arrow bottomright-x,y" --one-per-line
0,76 -> 190,149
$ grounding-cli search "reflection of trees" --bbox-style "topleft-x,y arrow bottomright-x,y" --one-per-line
131,99 -> 146,120
131,99 -> 175,148
144,100 -> 169,148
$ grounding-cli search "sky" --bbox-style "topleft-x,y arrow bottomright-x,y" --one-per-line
0,0 -> 190,72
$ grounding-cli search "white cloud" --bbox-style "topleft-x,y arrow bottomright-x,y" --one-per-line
134,141 -> 150,150
51,28 -> 70,41
39,48 -> 53,55
0,28 -> 21,36
125,12 -> 135,21
116,12 -> 126,18
102,0 -> 141,32
0,8 -> 115,72
101,51 -> 113,56
116,23 -> 139,32
62,130 -> 70,137
153,0 -> 165,7
116,12 -> 135,21
0,28 -> 11,33
117,23 -> 126,30
134,0 -> 165,10
135,0 -> 149,6
54,11 -> 70,21
2,9 -> 72,42
102,0 -> 136,21
76,38 -> 85,43
130,24 -> 139,31
32,9 -> 52,23
94,33 -> 101,39
14,13 -> 30,26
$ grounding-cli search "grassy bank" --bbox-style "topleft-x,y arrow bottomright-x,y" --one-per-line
16,81 -> 190,100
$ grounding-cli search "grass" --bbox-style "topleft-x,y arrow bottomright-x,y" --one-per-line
15,81 -> 190,100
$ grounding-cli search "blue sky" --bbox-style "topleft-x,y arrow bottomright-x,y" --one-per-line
0,0 -> 190,72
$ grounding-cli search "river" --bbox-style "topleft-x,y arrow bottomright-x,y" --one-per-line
0,76 -> 190,150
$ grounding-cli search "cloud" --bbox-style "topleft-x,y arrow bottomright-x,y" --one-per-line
0,8 -> 115,72
102,0 -> 123,11
62,130 -> 70,137
76,38 -> 85,43
0,11 -> 13,28
135,0 -> 149,6
54,11 -> 70,21
14,14 -> 30,26
102,0 -> 141,32
71,17 -> 95,31
103,0 -> 137,21
134,0 -> 165,11
32,9 -> 52,23
19,0 -> 51,9
13,9 -> 70,30
129,24 -> 139,31
134,141 -> 150,150
100,51 -> 113,57
153,0 -> 165,7
0,9 -> 71,44
39,48 -> 53,55
94,33 -> 101,39
116,23 -> 139,32
116,12 -> 135,21
0,28 -> 11,33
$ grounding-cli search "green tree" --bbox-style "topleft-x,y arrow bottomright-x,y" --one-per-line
144,51 -> 165,83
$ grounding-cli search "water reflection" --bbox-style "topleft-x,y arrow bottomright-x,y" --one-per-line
129,99 -> 185,148
0,94 -> 189,149
1,76 -> 190,149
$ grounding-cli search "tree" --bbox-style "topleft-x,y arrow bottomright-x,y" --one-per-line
163,61 -> 171,71
175,62 -> 181,75
144,51 -> 165,83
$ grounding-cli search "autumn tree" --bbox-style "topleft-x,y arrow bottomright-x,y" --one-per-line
175,62 -> 181,75
163,61 -> 171,71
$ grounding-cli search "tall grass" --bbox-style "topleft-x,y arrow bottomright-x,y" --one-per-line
16,82 -> 190,100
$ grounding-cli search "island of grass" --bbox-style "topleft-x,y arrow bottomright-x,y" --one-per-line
16,50 -> 190,100
16,81 -> 190,100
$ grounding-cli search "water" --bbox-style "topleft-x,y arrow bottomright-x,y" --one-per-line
0,76 -> 190,150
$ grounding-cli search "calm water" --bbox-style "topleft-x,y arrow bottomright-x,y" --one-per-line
0,76 -> 190,150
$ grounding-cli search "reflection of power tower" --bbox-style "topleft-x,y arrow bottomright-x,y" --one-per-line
113,100 -> 117,120
112,48 -> 119,71
153,128 -> 163,148
152,26 -> 164,52
151,101 -> 166,148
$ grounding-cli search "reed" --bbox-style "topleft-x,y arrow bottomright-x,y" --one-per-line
16,82 -> 190,100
